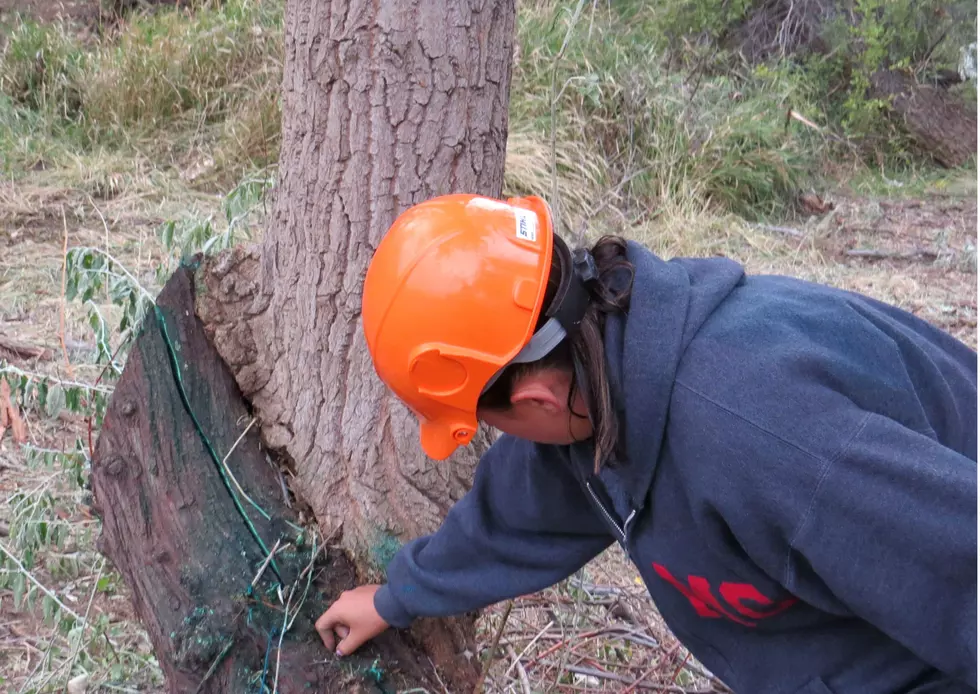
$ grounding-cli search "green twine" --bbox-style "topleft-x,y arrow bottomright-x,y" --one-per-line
154,304 -> 284,583
157,304 -> 397,692
356,657 -> 391,694
255,627 -> 277,693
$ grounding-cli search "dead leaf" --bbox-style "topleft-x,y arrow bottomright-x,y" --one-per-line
10,409 -> 26,444
0,380 -> 10,442
0,380 -> 27,445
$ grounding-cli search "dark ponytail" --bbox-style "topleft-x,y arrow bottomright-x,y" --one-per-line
478,234 -> 634,472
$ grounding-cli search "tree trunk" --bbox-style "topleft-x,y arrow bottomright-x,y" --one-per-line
193,0 -> 516,688
871,69 -> 978,168
93,0 -> 516,686
92,0 -> 515,689
92,266 -> 452,693
197,0 -> 514,554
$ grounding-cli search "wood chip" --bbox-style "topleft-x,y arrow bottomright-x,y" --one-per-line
67,673 -> 89,694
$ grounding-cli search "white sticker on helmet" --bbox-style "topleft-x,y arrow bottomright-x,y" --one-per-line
514,208 -> 538,243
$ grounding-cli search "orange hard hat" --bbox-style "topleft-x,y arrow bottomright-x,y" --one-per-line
361,193 -> 591,460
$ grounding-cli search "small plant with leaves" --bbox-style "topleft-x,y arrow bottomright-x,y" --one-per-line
63,246 -> 155,371
157,173 -> 273,279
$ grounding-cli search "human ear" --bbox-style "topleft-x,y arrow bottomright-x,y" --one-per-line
510,379 -> 562,413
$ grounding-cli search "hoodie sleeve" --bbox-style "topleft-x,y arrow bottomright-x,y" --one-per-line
782,411 -> 977,686
374,435 -> 615,628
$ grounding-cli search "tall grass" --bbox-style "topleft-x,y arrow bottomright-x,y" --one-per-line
1,0 -> 829,213
0,1 -> 282,186
506,2 -> 824,229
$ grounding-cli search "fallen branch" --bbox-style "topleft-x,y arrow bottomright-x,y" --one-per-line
750,223 -> 805,238
844,248 -> 938,261
0,334 -> 54,362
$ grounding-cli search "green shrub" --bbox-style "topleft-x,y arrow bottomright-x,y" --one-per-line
620,0 -> 977,164
506,3 -> 818,225
81,1 -> 283,139
0,0 -> 284,182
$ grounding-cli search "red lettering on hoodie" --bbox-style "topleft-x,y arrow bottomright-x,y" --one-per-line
653,563 -> 798,627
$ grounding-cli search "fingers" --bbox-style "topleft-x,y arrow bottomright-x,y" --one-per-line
334,624 -> 350,654
335,624 -> 366,657
315,585 -> 386,657
314,609 -> 338,652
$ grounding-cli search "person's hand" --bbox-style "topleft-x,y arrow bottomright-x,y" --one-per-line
315,584 -> 389,656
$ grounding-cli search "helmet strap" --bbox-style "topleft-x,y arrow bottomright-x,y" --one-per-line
546,234 -> 592,334
478,236 -> 595,394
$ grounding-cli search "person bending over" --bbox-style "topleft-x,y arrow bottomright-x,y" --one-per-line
316,194 -> 977,694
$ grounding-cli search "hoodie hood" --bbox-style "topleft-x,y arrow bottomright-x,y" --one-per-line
607,241 -> 744,510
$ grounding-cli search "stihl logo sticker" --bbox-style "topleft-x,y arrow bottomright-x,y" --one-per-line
653,563 -> 798,627
514,209 -> 537,242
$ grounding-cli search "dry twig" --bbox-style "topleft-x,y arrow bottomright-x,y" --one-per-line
473,600 -> 515,694
565,664 -> 712,693
250,538 -> 283,589
524,627 -> 608,671
59,207 -> 75,379
504,620 -> 554,677
62,558 -> 106,688
506,644 -> 532,694
0,540 -> 82,622
750,223 -> 805,238
845,248 -> 938,261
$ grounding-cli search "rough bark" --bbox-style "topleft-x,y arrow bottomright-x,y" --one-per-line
870,70 -> 978,168
91,265 -> 453,693
195,0 -> 515,555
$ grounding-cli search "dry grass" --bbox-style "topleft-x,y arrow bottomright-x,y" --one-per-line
0,217 -> 168,692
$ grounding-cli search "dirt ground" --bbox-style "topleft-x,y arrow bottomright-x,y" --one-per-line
804,192 -> 977,346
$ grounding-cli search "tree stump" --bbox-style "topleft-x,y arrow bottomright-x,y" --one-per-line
90,263 -> 472,693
